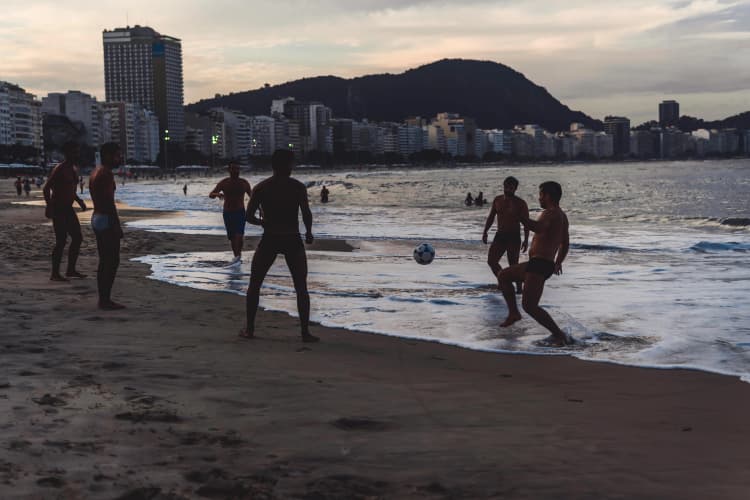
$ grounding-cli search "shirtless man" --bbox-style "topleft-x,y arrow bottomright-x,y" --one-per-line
209,162 -> 252,264
482,176 -> 529,293
43,141 -> 87,281
497,181 -> 571,346
241,149 -> 318,342
89,142 -> 125,309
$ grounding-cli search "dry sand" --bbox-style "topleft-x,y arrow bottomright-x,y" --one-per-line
1,181 -> 749,499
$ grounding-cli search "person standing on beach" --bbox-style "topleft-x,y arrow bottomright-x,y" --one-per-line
14,177 -> 23,196
23,178 -> 31,196
183,183 -> 187,196
43,141 -> 87,281
497,181 -> 570,346
79,177 -> 85,194
241,149 -> 318,342
89,142 -> 125,310
482,176 -> 529,293
209,161 -> 253,264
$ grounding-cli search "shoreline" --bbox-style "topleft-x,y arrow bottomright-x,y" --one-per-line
2,184 -> 750,498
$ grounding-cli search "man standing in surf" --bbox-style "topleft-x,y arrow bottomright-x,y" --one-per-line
241,149 -> 318,342
497,181 -> 571,346
209,161 -> 253,264
482,176 -> 529,293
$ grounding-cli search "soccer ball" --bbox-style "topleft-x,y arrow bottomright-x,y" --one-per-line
413,243 -> 436,265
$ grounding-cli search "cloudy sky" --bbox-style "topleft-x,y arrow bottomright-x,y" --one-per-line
2,0 -> 749,124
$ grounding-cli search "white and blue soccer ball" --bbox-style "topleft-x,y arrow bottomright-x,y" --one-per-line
413,243 -> 436,265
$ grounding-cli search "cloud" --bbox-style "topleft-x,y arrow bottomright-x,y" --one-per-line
0,0 -> 748,124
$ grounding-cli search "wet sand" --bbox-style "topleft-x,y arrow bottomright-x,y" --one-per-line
1,181 -> 749,499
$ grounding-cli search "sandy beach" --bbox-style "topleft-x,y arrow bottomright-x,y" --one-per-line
1,181 -> 749,499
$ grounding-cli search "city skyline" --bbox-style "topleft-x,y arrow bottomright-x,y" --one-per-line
2,0 -> 749,124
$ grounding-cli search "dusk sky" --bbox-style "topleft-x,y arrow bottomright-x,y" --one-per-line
2,0 -> 749,124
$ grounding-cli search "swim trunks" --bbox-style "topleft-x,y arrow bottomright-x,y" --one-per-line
256,234 -> 305,257
526,258 -> 555,280
222,209 -> 246,239
493,231 -> 521,246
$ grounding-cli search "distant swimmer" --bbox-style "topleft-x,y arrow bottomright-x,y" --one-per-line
482,176 -> 529,294
475,191 -> 485,206
320,185 -> 329,203
241,149 -> 318,343
464,192 -> 474,206
89,142 -> 125,310
183,183 -> 188,196
209,161 -> 253,264
43,141 -> 87,281
497,181 -> 571,346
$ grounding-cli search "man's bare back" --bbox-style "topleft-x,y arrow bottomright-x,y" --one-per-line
211,177 -> 252,211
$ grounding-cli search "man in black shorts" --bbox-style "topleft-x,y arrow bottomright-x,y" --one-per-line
43,141 -> 87,281
241,149 -> 318,342
482,176 -> 530,293
497,181 -> 571,346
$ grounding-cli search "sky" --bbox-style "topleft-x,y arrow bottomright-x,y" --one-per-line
2,0 -> 749,124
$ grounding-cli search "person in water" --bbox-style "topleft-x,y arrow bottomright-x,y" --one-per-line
482,176 -> 529,293
497,181 -> 571,347
320,185 -> 329,203
464,192 -> 474,206
209,162 -> 253,264
241,149 -> 318,343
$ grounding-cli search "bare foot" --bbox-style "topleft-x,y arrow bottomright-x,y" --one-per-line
65,271 -> 87,279
50,274 -> 69,282
301,333 -> 320,343
500,314 -> 522,327
238,328 -> 254,339
99,300 -> 126,310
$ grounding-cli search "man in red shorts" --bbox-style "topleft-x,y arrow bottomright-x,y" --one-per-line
43,141 -> 87,281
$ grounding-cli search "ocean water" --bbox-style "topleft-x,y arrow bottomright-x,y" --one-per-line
120,161 -> 750,381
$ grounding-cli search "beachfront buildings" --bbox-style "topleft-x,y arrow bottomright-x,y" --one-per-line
103,25 -> 185,142
103,102 -> 160,163
603,116 -> 631,158
42,91 -> 110,149
0,81 -> 43,151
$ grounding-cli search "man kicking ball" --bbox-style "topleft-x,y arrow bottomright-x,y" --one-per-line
497,181 -> 571,346
209,161 -> 252,264
240,150 -> 318,343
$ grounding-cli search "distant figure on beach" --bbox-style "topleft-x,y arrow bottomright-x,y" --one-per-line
209,161 -> 253,264
23,178 -> 31,196
320,185 -> 329,203
464,192 -> 474,206
43,141 -> 87,281
89,142 -> 125,310
497,181 -> 571,346
183,183 -> 188,196
475,191 -> 485,206
482,176 -> 529,294
14,177 -> 22,196
79,177 -> 85,194
241,149 -> 318,343
35,176 -> 43,189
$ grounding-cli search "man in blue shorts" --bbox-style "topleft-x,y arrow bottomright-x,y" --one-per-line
209,162 -> 252,264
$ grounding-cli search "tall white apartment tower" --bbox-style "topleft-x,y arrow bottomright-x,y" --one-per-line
102,25 -> 185,142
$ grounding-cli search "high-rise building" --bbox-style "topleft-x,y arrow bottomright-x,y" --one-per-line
42,91 -> 109,148
0,81 -> 43,151
103,102 -> 159,163
103,25 -> 185,142
659,100 -> 680,128
603,116 -> 631,157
